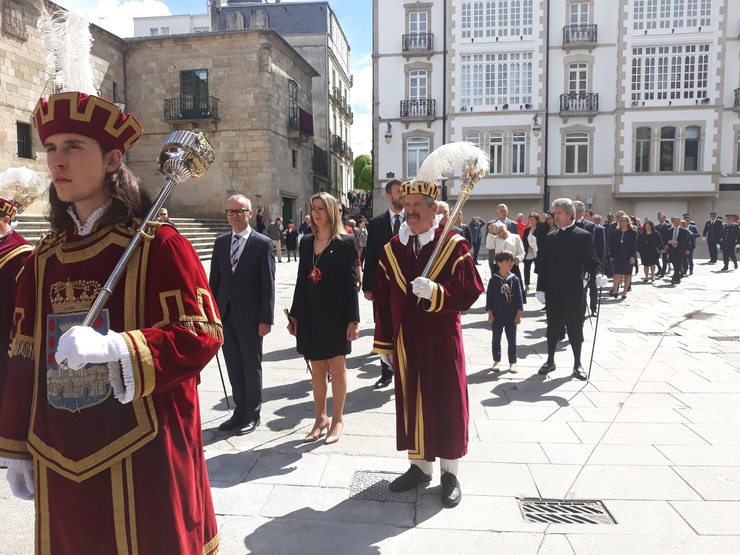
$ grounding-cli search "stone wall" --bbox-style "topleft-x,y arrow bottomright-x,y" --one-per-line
125,30 -> 317,222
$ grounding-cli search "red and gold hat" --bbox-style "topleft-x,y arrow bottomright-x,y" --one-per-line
33,92 -> 143,154
0,197 -> 18,219
400,180 -> 441,200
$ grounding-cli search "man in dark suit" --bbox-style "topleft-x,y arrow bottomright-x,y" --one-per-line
720,214 -> 739,271
210,194 -> 276,435
655,212 -> 673,277
536,198 -> 605,381
702,211 -> 723,264
574,201 -> 604,317
662,216 -> 690,285
363,178 -> 404,388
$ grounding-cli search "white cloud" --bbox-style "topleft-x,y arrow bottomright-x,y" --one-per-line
350,54 -> 372,158
56,0 -> 172,38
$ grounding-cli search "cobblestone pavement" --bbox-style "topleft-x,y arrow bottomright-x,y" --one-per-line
2,243 -> 739,554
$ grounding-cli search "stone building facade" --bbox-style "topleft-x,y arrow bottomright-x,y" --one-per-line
126,30 -> 318,221
1,0 -> 318,223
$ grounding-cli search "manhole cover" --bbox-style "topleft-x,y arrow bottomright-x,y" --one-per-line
349,471 -> 417,503
518,498 -> 616,524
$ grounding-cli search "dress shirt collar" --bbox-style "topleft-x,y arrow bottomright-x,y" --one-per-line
398,220 -> 438,247
232,225 -> 252,241
557,219 -> 576,231
0,227 -> 12,241
66,201 -> 112,236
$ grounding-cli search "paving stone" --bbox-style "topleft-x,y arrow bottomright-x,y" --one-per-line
567,465 -> 702,500
670,501 -> 740,535
671,467 -> 740,501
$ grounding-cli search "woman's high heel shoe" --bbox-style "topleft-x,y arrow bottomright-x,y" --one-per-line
304,421 -> 329,443
325,421 -> 344,445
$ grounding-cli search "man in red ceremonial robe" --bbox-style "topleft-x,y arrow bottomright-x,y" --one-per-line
372,181 -> 483,508
0,196 -> 33,399
0,90 -> 222,555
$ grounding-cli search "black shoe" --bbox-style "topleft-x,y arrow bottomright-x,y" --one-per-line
236,418 -> 260,436
590,310 -> 598,318
374,375 -> 393,389
538,361 -> 556,375
735,263 -> 738,270
572,366 -> 587,381
389,464 -> 432,493
721,267 -> 728,271
440,472 -> 462,508
218,415 -> 245,432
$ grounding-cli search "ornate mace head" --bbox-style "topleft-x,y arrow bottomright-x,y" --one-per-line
157,129 -> 216,182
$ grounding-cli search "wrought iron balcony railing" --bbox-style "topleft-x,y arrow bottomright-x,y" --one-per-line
402,33 -> 434,52
563,24 -> 597,46
559,92 -> 599,113
400,99 -> 436,118
164,96 -> 220,121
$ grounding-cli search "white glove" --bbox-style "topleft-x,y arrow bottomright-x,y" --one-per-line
595,274 -> 609,287
536,291 -> 546,304
701,236 -> 706,241
411,277 -> 435,300
379,353 -> 394,368
55,326 -> 124,370
7,466 -> 34,500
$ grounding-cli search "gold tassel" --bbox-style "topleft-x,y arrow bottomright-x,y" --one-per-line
10,338 -> 34,360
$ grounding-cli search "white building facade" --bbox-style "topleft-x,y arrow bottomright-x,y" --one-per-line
133,14 -> 211,37
374,0 -> 740,221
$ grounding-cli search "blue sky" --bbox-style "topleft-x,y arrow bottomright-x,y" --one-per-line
60,0 -> 372,155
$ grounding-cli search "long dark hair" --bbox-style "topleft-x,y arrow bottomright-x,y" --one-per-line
48,155 -> 152,233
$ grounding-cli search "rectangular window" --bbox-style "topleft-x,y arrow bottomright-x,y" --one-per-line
522,0 -> 533,35
17,122 -> 33,159
292,149 -> 298,169
486,2 -> 496,37
161,27 -> 170,36
635,127 -> 651,172
510,0 -> 521,36
409,11 -> 428,34
489,132 -> 503,174
660,127 -> 676,171
409,70 -> 427,101
407,137 -> 429,178
473,2 -> 484,38
736,134 -> 740,173
637,0 -> 710,30
461,3 -> 472,38
565,133 -> 589,174
646,0 -> 658,29
632,45 -> 708,101
570,2 -> 589,25
634,0 -> 645,30
684,126 -> 700,171
150,28 -> 158,36
461,52 -> 532,107
512,132 -> 526,174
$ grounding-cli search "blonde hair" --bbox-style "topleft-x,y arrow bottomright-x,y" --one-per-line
310,192 -> 345,239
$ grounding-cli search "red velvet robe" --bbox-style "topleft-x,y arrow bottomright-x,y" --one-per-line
373,228 -> 483,461
0,221 -> 222,555
0,230 -> 33,398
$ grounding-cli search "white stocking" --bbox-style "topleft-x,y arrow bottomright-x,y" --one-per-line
411,459 -> 434,476
440,458 -> 459,476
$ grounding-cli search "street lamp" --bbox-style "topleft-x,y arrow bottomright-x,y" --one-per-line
384,122 -> 392,144
532,114 -> 541,137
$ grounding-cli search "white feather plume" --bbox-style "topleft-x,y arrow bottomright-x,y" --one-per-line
413,142 -> 489,184
36,5 -> 96,95
0,167 -> 43,215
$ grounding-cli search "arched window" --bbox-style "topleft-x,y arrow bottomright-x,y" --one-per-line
512,131 -> 526,174
659,126 -> 675,171
565,132 -> 588,174
466,132 -> 480,148
489,132 -> 503,174
226,11 -> 245,31
250,9 -> 269,29
635,127 -> 651,172
407,137 -> 430,178
684,126 -> 700,171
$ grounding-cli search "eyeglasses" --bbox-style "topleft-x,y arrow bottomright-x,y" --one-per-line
225,209 -> 249,216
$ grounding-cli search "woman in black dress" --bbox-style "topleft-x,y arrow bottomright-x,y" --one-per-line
288,192 -> 360,444
284,220 -> 298,262
609,215 -> 638,299
637,220 -> 663,282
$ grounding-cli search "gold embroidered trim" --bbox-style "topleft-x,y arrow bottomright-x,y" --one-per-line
178,321 -> 224,342
203,534 -> 220,555
9,337 -> 33,359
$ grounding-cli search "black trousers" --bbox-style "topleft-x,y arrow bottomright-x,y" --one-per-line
722,245 -> 738,268
668,250 -> 684,283
222,309 -> 263,421
491,319 -> 517,364
546,291 -> 584,352
472,241 -> 481,262
708,240 -> 718,262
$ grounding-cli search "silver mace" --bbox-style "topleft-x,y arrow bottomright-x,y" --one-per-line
81,130 -> 215,327
421,159 -> 486,278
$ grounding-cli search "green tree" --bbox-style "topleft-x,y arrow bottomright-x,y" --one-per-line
353,154 -> 371,189
357,165 -> 373,192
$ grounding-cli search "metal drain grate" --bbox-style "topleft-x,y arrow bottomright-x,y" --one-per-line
518,498 -> 616,524
349,471 -> 418,503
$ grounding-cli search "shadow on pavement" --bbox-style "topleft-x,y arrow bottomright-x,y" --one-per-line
482,375 -> 575,408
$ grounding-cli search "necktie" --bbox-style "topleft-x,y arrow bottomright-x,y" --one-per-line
393,214 -> 401,236
408,234 -> 421,258
673,228 -> 678,241
231,234 -> 241,272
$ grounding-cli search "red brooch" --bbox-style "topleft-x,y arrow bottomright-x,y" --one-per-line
308,267 -> 322,284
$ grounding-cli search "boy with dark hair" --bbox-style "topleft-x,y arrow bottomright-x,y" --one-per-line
486,250 -> 523,373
